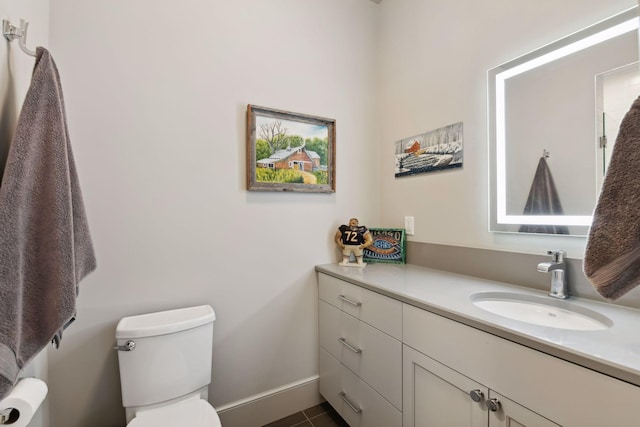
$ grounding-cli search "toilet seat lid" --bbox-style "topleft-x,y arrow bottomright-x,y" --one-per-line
127,399 -> 221,427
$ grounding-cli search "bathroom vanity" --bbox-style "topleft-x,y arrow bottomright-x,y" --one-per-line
316,263 -> 640,427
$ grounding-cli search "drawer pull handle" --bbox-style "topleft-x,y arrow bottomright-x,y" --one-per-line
338,294 -> 362,307
339,391 -> 362,414
338,337 -> 362,354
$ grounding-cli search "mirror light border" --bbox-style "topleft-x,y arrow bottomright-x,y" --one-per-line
488,7 -> 639,232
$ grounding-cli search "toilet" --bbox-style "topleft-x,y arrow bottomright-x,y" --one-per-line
115,305 -> 222,427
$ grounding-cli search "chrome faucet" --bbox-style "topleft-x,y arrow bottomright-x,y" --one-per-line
537,250 -> 568,299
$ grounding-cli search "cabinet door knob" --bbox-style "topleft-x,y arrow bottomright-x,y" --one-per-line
487,398 -> 501,412
469,389 -> 484,402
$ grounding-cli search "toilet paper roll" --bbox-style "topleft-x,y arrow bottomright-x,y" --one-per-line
0,378 -> 47,427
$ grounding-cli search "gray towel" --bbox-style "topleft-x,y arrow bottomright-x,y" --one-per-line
584,95 -> 640,300
518,156 -> 569,235
0,47 -> 96,399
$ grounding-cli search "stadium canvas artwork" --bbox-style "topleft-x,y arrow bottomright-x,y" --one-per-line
362,228 -> 406,264
394,122 -> 463,177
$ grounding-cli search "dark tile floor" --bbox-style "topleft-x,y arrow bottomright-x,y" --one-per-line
262,402 -> 349,427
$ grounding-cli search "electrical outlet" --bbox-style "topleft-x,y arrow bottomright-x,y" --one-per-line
404,216 -> 415,235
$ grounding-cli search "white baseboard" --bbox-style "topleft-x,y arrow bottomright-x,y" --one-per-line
216,375 -> 322,427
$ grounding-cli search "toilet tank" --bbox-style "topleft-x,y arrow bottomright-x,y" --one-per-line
115,305 -> 216,408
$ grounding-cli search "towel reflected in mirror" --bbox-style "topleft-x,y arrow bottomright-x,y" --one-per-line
518,156 -> 569,235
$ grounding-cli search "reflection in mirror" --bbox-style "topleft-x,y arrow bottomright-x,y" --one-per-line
596,61 -> 640,189
488,7 -> 639,236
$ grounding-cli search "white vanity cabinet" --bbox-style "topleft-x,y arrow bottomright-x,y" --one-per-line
403,304 -> 640,427
318,273 -> 402,427
317,267 -> 640,427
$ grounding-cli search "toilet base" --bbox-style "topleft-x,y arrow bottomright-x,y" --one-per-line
127,399 -> 221,427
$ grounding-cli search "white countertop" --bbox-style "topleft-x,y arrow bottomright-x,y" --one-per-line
315,263 -> 640,388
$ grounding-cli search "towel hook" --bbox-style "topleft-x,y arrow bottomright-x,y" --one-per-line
2,19 -> 36,57
543,149 -> 550,159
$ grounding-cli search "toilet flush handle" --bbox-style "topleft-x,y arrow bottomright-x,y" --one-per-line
113,340 -> 136,351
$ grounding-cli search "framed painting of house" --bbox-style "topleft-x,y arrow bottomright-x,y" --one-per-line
246,105 -> 336,193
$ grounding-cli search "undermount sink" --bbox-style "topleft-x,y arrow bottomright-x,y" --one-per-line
470,292 -> 613,331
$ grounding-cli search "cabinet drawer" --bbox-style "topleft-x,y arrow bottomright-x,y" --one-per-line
318,273 -> 402,339
319,348 -> 402,427
319,301 -> 402,409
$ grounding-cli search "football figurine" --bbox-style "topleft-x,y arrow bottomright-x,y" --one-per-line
335,218 -> 373,267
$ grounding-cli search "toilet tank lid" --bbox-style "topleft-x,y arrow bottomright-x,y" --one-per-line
116,305 -> 215,339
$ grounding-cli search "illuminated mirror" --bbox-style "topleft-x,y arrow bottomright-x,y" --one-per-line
488,7 -> 639,235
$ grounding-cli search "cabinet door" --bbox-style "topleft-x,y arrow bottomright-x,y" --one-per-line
403,345 -> 488,427
488,391 -> 560,427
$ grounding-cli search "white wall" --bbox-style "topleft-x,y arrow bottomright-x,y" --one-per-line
0,1 -> 49,427
0,0 -> 49,177
46,1 -> 379,426
377,0 -> 636,259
